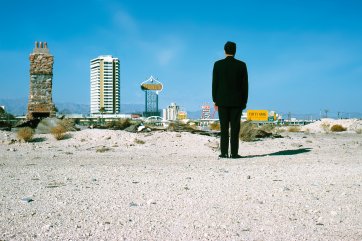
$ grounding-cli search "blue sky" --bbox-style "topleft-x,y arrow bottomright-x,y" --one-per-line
1,0 -> 361,117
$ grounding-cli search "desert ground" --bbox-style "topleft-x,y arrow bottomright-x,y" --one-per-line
0,119 -> 361,241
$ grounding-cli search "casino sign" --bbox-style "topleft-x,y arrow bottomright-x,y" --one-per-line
140,76 -> 163,92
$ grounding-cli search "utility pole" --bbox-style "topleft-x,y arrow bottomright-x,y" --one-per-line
324,109 -> 329,118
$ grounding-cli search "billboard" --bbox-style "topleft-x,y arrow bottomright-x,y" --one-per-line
247,110 -> 269,121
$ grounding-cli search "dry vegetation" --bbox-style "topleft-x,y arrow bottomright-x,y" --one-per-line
209,122 -> 220,131
106,118 -> 132,130
17,127 -> 34,142
59,119 -> 76,131
166,122 -> 197,132
259,124 -> 275,133
238,122 -> 283,142
287,126 -> 301,132
321,123 -> 331,133
96,146 -> 111,153
50,125 -> 67,140
356,129 -> 362,134
239,121 -> 258,142
134,138 -> 145,144
330,124 -> 347,132
275,127 -> 286,133
166,122 -> 176,132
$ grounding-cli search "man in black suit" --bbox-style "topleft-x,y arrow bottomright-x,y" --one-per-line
212,41 -> 248,158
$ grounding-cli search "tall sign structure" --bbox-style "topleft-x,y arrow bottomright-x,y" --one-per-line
27,41 -> 56,119
201,103 -> 216,119
140,76 -> 163,117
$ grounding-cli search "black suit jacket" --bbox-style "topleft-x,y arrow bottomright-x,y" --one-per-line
212,56 -> 248,109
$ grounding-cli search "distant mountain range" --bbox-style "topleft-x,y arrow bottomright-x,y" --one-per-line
9,98 -> 361,120
0,98 -> 204,118
0,98 -> 29,116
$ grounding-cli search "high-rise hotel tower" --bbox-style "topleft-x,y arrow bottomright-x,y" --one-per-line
90,55 -> 120,115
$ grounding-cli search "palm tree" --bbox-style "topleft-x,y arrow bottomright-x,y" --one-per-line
0,106 -> 5,116
99,107 -> 106,125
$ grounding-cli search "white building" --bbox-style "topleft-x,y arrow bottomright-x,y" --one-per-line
163,102 -> 180,121
90,55 -> 120,115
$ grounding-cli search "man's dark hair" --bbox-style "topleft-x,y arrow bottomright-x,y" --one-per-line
224,41 -> 236,55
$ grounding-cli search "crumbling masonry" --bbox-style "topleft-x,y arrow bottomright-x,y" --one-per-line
27,41 -> 56,119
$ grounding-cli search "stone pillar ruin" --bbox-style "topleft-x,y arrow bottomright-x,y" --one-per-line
27,41 -> 56,119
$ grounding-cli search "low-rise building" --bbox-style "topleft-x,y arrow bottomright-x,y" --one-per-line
163,102 -> 180,121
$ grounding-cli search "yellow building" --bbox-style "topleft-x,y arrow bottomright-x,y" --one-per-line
178,111 -> 187,120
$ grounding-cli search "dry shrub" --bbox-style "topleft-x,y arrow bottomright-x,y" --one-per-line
166,122 -> 176,131
134,138 -> 145,144
187,122 -> 198,130
239,122 -> 279,141
209,122 -> 220,131
51,125 -> 67,140
330,124 -> 347,132
189,122 -> 196,127
17,127 -> 34,142
287,126 -> 301,132
106,118 -> 132,130
275,127 -> 286,133
239,121 -> 258,142
259,124 -> 275,133
321,123 -> 330,133
166,122 -> 197,132
96,146 -> 111,153
59,119 -> 75,131
356,129 -> 362,134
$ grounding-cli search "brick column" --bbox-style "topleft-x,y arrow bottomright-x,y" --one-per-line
27,41 -> 56,120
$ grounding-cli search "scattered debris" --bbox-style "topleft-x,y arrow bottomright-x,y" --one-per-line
129,202 -> 138,207
21,197 -> 34,203
46,181 -> 65,188
138,126 -> 146,132
283,186 -> 291,191
7,139 -> 17,145
147,199 -> 156,205
205,140 -> 219,150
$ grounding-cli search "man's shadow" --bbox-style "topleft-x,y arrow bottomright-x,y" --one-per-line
240,148 -> 312,158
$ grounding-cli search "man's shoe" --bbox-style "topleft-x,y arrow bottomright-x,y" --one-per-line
230,154 -> 242,159
218,154 -> 229,158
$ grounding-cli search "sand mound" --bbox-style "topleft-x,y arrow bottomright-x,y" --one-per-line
301,118 -> 362,133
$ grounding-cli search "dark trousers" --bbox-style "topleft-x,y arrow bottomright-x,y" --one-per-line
218,106 -> 243,156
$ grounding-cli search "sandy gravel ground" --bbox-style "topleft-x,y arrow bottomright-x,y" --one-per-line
0,127 -> 361,240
